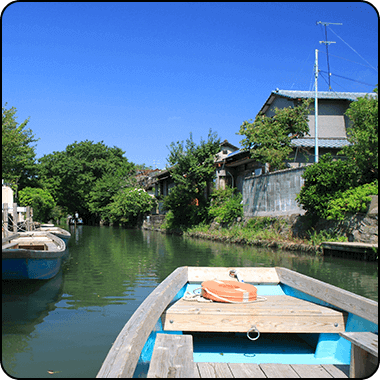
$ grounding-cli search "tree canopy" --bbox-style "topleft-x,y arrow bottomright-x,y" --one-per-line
237,99 -> 311,171
37,140 -> 136,222
2,103 -> 39,192
164,130 -> 220,227
340,87 -> 378,184
18,187 -> 56,223
297,88 -> 378,219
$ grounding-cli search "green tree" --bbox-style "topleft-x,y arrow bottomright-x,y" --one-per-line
18,187 -> 56,223
237,99 -> 311,171
296,153 -> 359,219
2,104 -> 39,192
341,88 -> 378,184
37,140 -> 136,222
164,130 -> 220,227
107,187 -> 157,226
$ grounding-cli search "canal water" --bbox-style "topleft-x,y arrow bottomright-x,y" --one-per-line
2,225 -> 378,378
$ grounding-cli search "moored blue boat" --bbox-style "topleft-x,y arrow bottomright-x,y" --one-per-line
2,231 -> 67,280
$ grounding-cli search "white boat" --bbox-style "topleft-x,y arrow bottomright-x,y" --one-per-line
97,266 -> 378,378
2,231 -> 67,280
37,225 -> 71,244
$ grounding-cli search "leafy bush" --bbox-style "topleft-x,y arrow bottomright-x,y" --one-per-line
326,180 -> 378,220
296,154 -> 359,219
18,187 -> 56,223
208,187 -> 243,225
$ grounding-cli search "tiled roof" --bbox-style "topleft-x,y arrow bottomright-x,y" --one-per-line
225,139 -> 349,155
273,90 -> 377,101
291,138 -> 350,148
259,89 -> 377,115
226,149 -> 246,158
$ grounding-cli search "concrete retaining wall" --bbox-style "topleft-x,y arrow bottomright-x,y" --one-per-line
243,167 -> 306,217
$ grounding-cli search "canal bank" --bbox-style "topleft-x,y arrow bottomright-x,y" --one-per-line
142,196 -> 378,260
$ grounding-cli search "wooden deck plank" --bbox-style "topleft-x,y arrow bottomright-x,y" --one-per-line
321,364 -> 349,378
194,363 -> 350,378
290,364 -> 333,378
147,334 -> 195,378
259,363 -> 300,378
196,363 -> 234,378
193,363 -> 201,378
227,363 -> 266,378
276,267 -> 378,325
162,295 -> 347,333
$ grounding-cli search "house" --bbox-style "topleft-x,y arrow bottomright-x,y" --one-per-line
146,140 -> 240,214
146,89 -> 377,217
260,89 -> 377,166
216,89 -> 377,192
214,140 -> 239,190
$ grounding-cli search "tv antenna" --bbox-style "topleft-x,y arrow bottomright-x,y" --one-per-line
316,21 -> 342,90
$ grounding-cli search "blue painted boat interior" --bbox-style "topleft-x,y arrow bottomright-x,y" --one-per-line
136,282 -> 378,374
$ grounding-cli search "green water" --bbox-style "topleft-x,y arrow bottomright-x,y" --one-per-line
2,225 -> 378,378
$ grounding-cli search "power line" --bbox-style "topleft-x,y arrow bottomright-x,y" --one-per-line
319,51 -> 377,70
327,26 -> 378,72
319,70 -> 376,87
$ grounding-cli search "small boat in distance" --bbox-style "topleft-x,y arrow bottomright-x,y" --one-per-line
2,231 -> 67,280
97,267 -> 378,379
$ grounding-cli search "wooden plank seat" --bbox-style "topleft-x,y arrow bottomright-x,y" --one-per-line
147,334 -> 195,378
162,295 -> 347,333
2,243 -> 19,249
339,332 -> 378,378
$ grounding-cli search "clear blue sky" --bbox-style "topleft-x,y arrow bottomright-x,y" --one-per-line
2,2 -> 378,169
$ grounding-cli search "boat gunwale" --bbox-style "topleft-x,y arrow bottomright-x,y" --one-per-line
96,266 -> 378,378
2,231 -> 66,258
276,267 -> 378,325
38,226 -> 71,237
96,266 -> 188,378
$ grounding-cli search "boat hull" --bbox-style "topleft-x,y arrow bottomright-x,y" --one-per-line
2,232 -> 67,280
2,257 -> 63,280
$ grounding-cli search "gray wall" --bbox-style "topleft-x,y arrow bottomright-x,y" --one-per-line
243,167 -> 306,217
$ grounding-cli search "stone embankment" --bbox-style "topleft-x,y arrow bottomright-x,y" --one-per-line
142,196 -> 378,253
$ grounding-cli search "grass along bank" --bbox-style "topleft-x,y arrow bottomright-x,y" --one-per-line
164,215 -> 349,255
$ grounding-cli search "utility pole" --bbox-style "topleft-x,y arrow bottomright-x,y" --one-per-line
314,21 -> 342,162
314,49 -> 319,163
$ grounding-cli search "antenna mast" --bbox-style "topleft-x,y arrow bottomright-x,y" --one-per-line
316,21 -> 342,90
314,21 -> 342,163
